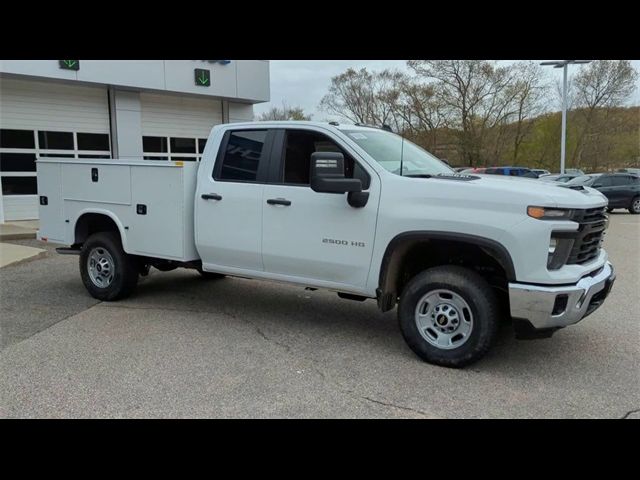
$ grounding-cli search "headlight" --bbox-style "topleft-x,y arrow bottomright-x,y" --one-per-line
528,206 -> 574,220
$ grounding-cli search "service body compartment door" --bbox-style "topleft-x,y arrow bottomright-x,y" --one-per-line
36,161 -> 65,243
127,165 -> 185,259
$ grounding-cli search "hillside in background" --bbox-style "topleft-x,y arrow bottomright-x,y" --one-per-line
414,106 -> 639,173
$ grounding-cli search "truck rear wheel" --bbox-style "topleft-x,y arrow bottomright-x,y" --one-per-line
80,232 -> 139,301
398,265 -> 499,368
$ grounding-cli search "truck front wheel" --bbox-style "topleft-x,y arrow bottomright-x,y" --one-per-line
398,265 -> 499,368
80,232 -> 139,301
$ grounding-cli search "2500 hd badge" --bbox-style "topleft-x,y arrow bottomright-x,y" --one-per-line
323,238 -> 366,248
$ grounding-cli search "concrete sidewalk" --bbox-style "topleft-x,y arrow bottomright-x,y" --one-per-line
0,242 -> 46,268
0,221 -> 39,241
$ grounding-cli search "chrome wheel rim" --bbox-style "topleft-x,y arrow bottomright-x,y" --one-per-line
87,247 -> 115,288
414,289 -> 474,350
633,199 -> 640,212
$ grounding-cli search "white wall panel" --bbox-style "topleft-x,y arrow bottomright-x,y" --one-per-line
0,77 -> 109,133
141,92 -> 223,138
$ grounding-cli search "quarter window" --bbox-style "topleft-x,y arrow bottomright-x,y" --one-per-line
215,130 -> 268,182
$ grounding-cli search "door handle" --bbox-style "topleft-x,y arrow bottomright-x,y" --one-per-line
201,193 -> 222,201
266,198 -> 291,206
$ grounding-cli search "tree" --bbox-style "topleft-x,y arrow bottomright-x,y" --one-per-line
391,77 -> 448,150
505,62 -> 550,163
257,102 -> 311,121
568,60 -> 639,167
407,60 -> 522,166
319,68 -> 403,126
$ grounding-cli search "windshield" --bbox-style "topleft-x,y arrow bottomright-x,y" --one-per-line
342,129 -> 453,177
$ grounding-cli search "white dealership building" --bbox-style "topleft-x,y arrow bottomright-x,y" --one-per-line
0,60 -> 270,222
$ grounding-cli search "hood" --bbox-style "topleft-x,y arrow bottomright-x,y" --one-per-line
469,174 -> 608,208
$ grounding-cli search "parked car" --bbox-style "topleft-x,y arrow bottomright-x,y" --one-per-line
540,173 -> 581,183
590,173 -> 640,214
36,121 -> 616,367
531,169 -> 551,177
565,168 -> 585,175
484,166 -> 538,178
617,168 -> 640,175
459,167 -> 486,174
565,174 -> 602,187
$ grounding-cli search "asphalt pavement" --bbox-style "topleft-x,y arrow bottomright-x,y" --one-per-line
0,213 -> 638,418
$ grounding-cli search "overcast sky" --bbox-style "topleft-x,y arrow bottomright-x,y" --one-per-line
254,60 -> 640,121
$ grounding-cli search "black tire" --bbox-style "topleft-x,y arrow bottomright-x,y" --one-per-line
79,232 -> 139,301
197,267 -> 225,280
628,196 -> 640,214
398,265 -> 499,368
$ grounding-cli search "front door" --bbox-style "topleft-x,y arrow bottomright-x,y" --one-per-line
195,129 -> 273,272
261,128 -> 380,291
594,175 -> 615,205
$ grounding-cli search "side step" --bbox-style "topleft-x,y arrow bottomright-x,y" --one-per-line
337,292 -> 367,302
55,247 -> 81,255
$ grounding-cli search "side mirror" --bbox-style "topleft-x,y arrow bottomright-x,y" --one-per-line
309,152 -> 369,208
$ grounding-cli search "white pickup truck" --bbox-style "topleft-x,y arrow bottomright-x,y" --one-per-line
36,121 -> 616,367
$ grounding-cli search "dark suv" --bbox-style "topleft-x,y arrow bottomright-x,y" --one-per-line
591,173 -> 640,214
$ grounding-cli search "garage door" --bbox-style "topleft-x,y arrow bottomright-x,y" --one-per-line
0,77 -> 110,221
140,92 -> 223,162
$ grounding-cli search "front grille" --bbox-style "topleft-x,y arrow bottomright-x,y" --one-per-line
567,207 -> 608,265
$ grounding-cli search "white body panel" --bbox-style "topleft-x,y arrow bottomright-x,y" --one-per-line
261,183 -> 379,289
37,121 -> 611,300
195,180 -> 265,271
37,159 -> 199,262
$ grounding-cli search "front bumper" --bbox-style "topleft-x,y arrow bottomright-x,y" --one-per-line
508,262 -> 615,333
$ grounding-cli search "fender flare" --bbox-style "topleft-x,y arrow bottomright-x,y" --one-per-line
376,231 -> 516,311
72,208 -> 129,252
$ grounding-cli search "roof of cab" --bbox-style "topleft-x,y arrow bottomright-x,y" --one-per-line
218,120 -> 384,132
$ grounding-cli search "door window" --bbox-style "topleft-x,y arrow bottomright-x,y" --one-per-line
280,129 -> 370,188
214,130 -> 269,182
595,176 -> 613,187
610,176 -> 632,186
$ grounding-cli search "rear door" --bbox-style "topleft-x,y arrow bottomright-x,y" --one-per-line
607,176 -> 632,207
195,128 -> 274,272
261,128 -> 380,291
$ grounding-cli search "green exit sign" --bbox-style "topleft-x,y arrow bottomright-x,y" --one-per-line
59,60 -> 79,71
194,68 -> 210,87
